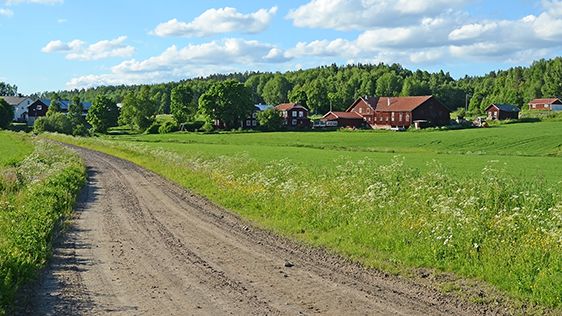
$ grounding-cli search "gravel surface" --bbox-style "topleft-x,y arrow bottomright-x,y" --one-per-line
14,146 -> 492,315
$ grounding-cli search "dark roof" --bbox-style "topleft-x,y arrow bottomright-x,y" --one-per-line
374,96 -> 434,112
275,103 -> 308,111
487,104 -> 520,112
41,99 -> 92,111
322,111 -> 364,120
528,98 -> 562,105
1,96 -> 30,105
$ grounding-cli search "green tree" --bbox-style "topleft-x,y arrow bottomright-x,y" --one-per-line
262,75 -> 291,105
118,87 -> 159,131
376,72 -> 402,97
542,58 -> 562,97
257,108 -> 283,130
46,94 -> 62,117
68,96 -> 84,124
87,95 -> 119,133
288,87 -> 307,107
170,84 -> 195,124
0,98 -> 14,129
198,80 -> 254,129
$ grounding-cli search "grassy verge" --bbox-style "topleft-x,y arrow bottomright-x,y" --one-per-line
0,138 -> 86,314
47,133 -> 561,312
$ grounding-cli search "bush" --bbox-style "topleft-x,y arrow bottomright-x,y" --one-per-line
0,99 -> 14,129
180,120 -> 205,132
144,121 -> 160,134
72,124 -> 90,136
33,113 -> 72,135
158,120 -> 178,134
201,120 -> 214,133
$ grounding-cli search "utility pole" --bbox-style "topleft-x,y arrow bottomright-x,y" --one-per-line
465,93 -> 472,112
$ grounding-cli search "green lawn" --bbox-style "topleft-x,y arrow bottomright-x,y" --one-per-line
0,132 -> 33,167
48,121 -> 562,311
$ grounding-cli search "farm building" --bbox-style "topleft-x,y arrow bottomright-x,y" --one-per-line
275,103 -> 311,128
320,111 -> 366,128
26,99 -> 49,125
242,104 -> 273,129
347,95 -> 451,129
345,96 -> 378,126
41,99 -> 92,116
528,98 -> 562,111
1,96 -> 33,122
485,104 -> 520,120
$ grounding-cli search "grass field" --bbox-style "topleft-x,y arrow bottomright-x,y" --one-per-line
0,132 -> 33,167
48,121 -> 562,310
0,134 -> 85,314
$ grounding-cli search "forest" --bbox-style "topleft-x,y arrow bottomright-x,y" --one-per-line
22,56 -> 562,116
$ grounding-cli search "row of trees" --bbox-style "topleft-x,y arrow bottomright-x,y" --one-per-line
0,82 -> 18,97
26,56 -> 561,132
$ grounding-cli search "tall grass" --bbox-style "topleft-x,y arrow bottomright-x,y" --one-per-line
48,135 -> 562,308
0,140 -> 85,314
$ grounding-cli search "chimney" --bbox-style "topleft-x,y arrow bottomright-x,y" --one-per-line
364,96 -> 368,100
387,97 -> 391,106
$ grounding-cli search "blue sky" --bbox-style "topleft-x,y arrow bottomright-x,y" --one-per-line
1,0 -> 561,94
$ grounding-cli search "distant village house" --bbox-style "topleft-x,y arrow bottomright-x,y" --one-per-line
528,98 -> 562,111
485,104 -> 520,120
320,111 -> 366,128
1,96 -> 33,122
347,95 -> 451,129
274,103 -> 311,128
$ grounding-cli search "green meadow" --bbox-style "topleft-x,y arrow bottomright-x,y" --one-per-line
0,133 -> 85,313
49,121 -> 562,310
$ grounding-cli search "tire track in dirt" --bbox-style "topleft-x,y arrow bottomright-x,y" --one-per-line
15,145 -> 494,315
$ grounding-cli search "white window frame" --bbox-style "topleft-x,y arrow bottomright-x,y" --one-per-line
292,111 -> 298,117
292,119 -> 297,125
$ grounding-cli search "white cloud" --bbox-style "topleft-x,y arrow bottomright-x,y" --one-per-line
41,36 -> 134,61
0,8 -> 13,16
153,6 -> 278,37
6,0 -> 62,4
66,38 -> 291,89
287,0 -> 468,31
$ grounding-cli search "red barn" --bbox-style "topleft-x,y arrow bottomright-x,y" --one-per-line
27,99 -> 49,125
485,104 -> 520,120
320,111 -> 366,128
347,95 -> 450,129
275,103 -> 311,128
528,98 -> 562,111
345,96 -> 378,127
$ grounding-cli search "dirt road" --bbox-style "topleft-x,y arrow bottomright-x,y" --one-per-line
16,146 -> 487,315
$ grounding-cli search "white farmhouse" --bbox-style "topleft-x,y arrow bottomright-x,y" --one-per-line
1,96 -> 33,122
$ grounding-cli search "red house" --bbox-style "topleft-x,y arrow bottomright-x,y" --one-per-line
320,111 -> 366,128
528,98 -> 562,111
27,99 -> 49,125
275,103 -> 310,128
485,104 -> 520,120
347,96 -> 450,129
345,96 -> 378,126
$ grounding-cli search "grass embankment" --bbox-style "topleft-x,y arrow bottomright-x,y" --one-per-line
0,133 -> 85,314
48,122 -> 562,311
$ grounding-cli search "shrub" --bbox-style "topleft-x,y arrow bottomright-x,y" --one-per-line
144,121 -> 160,134
32,113 -> 72,135
72,124 -> 90,136
158,120 -> 178,134
180,120 -> 205,132
201,120 -> 214,133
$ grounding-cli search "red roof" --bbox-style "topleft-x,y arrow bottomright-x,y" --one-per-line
528,98 -> 561,105
374,96 -> 434,112
275,103 -> 309,111
322,111 -> 364,120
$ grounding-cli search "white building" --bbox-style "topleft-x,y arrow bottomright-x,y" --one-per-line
1,96 -> 33,122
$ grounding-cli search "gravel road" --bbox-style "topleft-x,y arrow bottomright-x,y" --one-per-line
15,146 -> 488,315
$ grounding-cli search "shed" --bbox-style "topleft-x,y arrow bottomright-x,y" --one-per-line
320,111 -> 366,128
485,104 -> 520,120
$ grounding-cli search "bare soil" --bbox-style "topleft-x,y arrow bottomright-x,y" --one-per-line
14,146 -> 498,315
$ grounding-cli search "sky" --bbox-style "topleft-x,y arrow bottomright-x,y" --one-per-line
1,0 -> 561,95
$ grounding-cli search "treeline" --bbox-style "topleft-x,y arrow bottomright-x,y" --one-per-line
42,57 -> 562,116
0,82 -> 18,96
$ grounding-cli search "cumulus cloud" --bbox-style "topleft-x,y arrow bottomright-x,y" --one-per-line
66,38 -> 291,89
41,36 -> 135,61
152,6 -> 278,37
287,0 -> 467,31
0,8 -> 13,16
